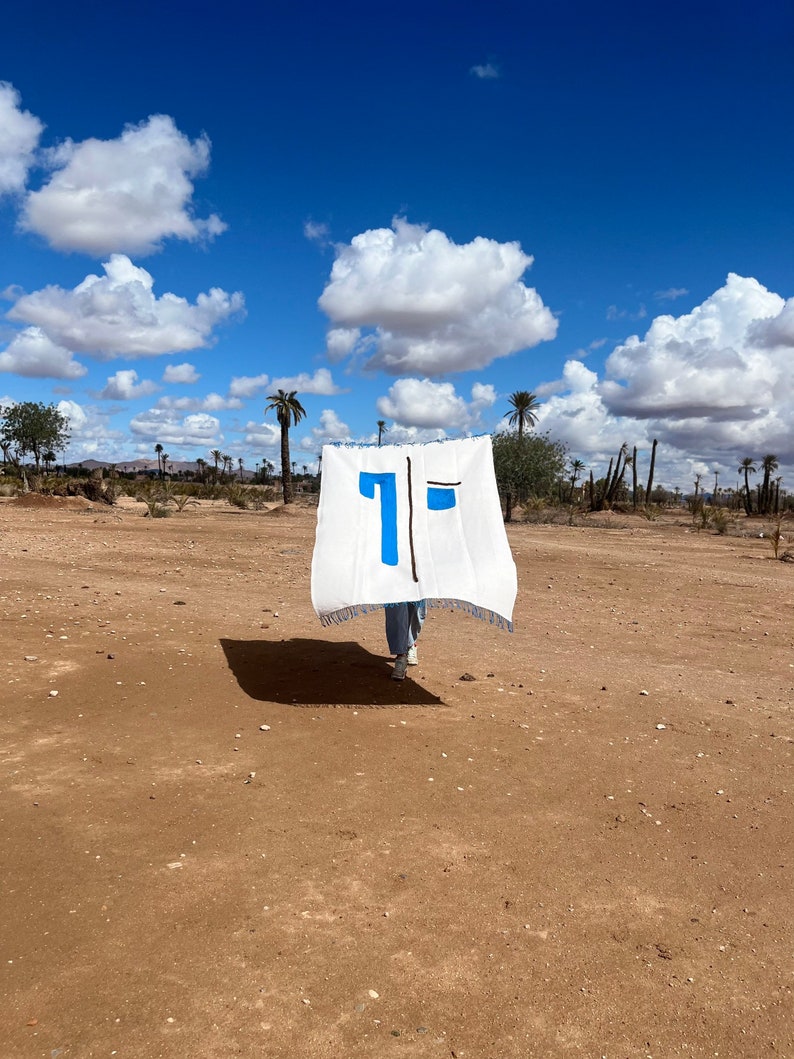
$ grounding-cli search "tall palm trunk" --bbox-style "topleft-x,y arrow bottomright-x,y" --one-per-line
645,439 -> 657,507
280,421 -> 293,503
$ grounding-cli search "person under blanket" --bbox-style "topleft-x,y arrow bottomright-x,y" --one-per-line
385,600 -> 426,681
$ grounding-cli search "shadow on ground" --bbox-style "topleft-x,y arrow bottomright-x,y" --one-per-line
220,638 -> 445,707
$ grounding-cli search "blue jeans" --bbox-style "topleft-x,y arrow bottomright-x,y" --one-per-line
385,601 -> 426,655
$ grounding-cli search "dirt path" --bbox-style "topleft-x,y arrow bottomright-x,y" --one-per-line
1,498 -> 792,1058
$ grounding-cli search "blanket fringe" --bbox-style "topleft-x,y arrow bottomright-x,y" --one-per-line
318,598 -> 513,632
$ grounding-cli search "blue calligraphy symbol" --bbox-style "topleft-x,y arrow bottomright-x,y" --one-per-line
359,471 -> 398,566
427,486 -> 456,511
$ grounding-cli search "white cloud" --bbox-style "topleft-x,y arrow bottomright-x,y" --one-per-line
606,303 -> 647,322
309,408 -> 351,445
156,393 -> 242,412
0,326 -> 86,379
318,218 -> 557,375
57,399 -> 88,431
20,114 -> 226,256
0,82 -> 43,195
470,382 -> 497,411
378,423 -> 448,444
600,274 -> 786,419
532,360 -> 642,460
304,220 -> 330,242
269,368 -> 344,395
655,287 -> 689,301
129,407 -> 222,447
163,362 -> 200,384
376,378 -> 494,431
8,255 -> 244,359
532,275 -> 794,483
242,420 -> 282,449
326,327 -> 361,362
98,369 -> 159,400
229,373 -> 269,398
470,63 -> 500,79
748,297 -> 794,349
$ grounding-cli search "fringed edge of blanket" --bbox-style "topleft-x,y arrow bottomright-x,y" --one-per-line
317,598 -> 513,633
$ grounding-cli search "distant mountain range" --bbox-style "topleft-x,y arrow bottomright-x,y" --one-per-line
66,458 -> 258,480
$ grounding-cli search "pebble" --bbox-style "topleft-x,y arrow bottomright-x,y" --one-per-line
640,690 -> 649,696
24,655 -> 38,662
368,989 -> 379,999
656,723 -> 667,730
49,690 -> 58,697
259,724 -> 271,731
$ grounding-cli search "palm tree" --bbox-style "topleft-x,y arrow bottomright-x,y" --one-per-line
238,457 -> 245,482
713,469 -> 720,505
759,454 -> 779,515
210,449 -> 222,484
568,459 -> 585,502
221,454 -> 233,481
738,457 -> 756,515
377,419 -> 388,446
154,442 -> 164,479
265,389 -> 306,504
506,391 -> 540,441
161,452 -> 170,479
195,457 -> 207,483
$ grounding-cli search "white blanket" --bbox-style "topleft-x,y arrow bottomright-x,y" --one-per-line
311,435 -> 517,630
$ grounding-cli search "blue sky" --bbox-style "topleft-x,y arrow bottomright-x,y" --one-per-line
1,0 -> 792,491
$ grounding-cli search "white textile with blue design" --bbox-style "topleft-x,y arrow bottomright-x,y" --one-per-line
311,435 -> 517,631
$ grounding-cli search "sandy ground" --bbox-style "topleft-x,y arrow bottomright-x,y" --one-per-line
1,495 -> 792,1059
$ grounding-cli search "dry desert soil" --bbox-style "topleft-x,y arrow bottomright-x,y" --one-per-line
1,495 -> 792,1059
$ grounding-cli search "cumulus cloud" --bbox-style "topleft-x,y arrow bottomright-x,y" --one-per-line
318,218 -> 557,375
229,373 -> 269,399
242,420 -> 282,449
376,378 -> 496,432
97,369 -> 159,400
326,327 -> 361,362
308,408 -> 351,445
129,407 -> 222,447
269,368 -> 343,395
600,274 -> 786,419
470,63 -> 500,79
533,275 -> 794,480
155,393 -> 242,412
20,114 -> 226,256
530,360 -> 642,460
163,362 -> 200,384
748,297 -> 794,349
7,254 -> 244,359
0,82 -> 43,195
57,399 -> 88,431
0,326 -> 87,379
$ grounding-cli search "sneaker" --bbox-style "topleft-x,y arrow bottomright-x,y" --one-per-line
392,654 -> 408,681
407,644 -> 418,665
